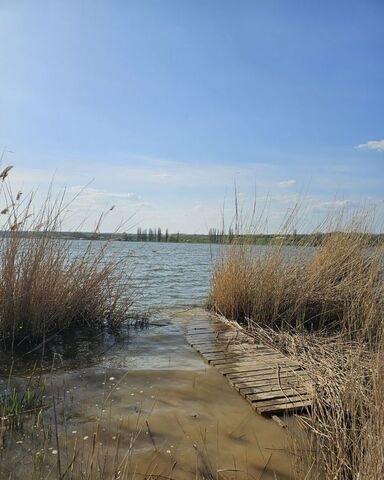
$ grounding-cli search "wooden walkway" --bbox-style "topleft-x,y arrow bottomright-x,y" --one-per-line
186,314 -> 312,416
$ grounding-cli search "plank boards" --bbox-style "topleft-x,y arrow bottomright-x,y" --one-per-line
185,314 -> 312,415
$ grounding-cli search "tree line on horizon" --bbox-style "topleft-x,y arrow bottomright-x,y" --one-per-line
136,227 -> 180,242
135,227 -> 236,243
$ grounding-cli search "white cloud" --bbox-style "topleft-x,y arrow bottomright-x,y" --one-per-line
313,200 -> 353,211
355,140 -> 384,152
151,173 -> 173,180
68,186 -> 140,203
278,179 -> 296,188
6,150 -> 384,233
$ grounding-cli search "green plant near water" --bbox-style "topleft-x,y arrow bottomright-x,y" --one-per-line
0,166 -> 134,349
0,365 -> 45,434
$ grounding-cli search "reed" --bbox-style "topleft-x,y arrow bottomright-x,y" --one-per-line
209,212 -> 384,479
0,167 -> 134,350
209,229 -> 383,342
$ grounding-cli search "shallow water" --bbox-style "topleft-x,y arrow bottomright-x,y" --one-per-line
0,308 -> 294,479
0,242 -> 300,479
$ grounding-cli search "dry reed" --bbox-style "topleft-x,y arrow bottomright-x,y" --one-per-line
209,215 -> 384,479
0,167 -> 134,350
209,229 -> 383,343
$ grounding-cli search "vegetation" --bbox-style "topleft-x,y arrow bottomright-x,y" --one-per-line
209,222 -> 384,479
209,230 -> 383,339
5,228 -> 383,246
0,166 -> 134,349
0,365 -> 44,434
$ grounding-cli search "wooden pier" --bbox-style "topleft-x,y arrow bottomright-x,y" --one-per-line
186,314 -> 312,416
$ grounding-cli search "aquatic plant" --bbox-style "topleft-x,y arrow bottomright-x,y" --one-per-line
209,210 -> 384,479
0,363 -> 45,434
0,166 -> 134,350
209,228 -> 383,343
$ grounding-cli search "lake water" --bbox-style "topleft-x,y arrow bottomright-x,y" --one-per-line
87,240 -> 222,310
71,240 -> 313,311
0,241 -> 296,480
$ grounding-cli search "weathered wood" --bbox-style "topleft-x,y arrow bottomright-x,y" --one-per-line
207,351 -> 283,364
255,398 -> 312,415
218,360 -> 300,375
204,349 -> 282,361
235,377 -> 312,393
254,394 -> 311,408
230,368 -> 310,382
226,366 -> 303,381
184,313 -> 312,415
246,387 -> 311,402
271,415 -> 288,428
238,380 -> 311,395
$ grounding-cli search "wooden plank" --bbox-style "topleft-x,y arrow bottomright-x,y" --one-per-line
253,394 -> 312,408
235,375 -> 311,391
184,313 -> 312,416
234,376 -> 312,392
241,385 -> 309,399
187,332 -> 239,341
194,346 -> 238,354
195,344 -> 256,353
210,355 -> 290,367
247,388 -> 311,402
214,351 -> 288,362
203,348 -> 282,361
191,340 -> 233,348
191,340 -> 244,350
220,360 -> 301,373
231,369 -> 310,384
271,415 -> 287,428
226,366 -> 303,381
207,352 -> 285,365
219,360 -> 300,375
255,398 -> 312,415
187,327 -> 229,335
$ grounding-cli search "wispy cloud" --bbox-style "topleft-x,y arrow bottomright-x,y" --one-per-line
313,199 -> 353,211
151,173 -> 173,180
278,179 -> 296,188
355,139 -> 384,152
68,186 -> 140,203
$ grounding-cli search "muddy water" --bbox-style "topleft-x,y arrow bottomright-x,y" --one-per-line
1,308 -> 293,479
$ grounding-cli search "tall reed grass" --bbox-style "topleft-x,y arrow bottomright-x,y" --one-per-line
209,229 -> 383,343
0,166 -> 134,350
209,212 -> 384,479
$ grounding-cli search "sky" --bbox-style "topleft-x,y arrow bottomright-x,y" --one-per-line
0,0 -> 383,233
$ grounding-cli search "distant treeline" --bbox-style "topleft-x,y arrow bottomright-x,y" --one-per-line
0,229 -> 382,246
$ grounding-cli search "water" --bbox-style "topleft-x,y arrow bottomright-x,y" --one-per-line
0,241 -> 296,479
78,240 -> 222,310
70,240 -> 313,311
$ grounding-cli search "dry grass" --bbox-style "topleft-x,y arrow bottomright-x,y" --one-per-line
246,324 -> 384,479
208,218 -> 384,479
0,167 -> 133,350
209,229 -> 383,343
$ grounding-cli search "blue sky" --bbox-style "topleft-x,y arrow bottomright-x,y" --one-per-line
0,0 -> 383,233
